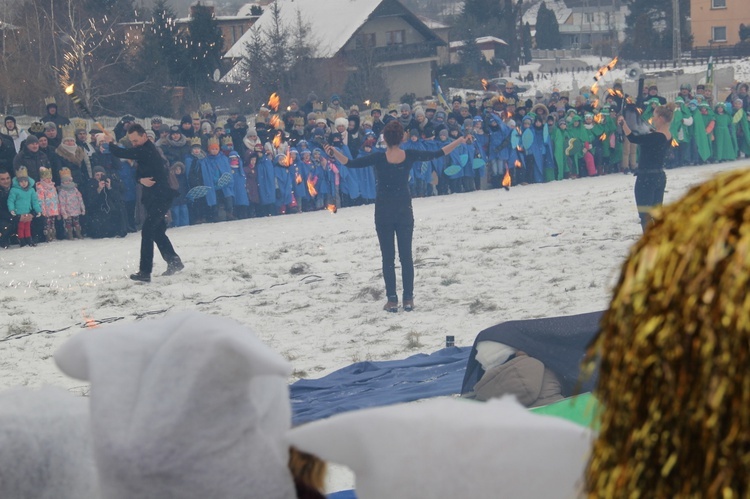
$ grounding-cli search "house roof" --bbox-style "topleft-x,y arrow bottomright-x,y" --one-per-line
521,0 -> 571,26
449,36 -> 508,49
225,0 -> 383,59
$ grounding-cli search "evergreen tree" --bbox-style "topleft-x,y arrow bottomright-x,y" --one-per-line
522,22 -> 533,63
140,0 -> 190,87
186,2 -> 224,94
535,2 -> 561,50
621,0 -> 691,60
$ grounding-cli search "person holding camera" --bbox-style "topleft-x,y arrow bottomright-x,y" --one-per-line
325,120 -> 468,313
85,166 -> 121,239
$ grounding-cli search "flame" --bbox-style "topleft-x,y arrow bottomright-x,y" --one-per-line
591,82 -> 599,95
593,57 -> 618,83
64,83 -> 75,95
594,114 -> 604,124
517,146 -> 523,152
498,95 -> 506,103
671,138 -> 679,147
616,90 -> 624,98
364,99 -> 371,107
599,133 -> 607,141
307,178 -> 317,197
272,133 -> 282,149
82,310 -> 98,328
269,115 -> 281,129
326,204 -> 337,214
295,172 -> 302,184
285,150 -> 293,168
502,169 -> 511,189
514,159 -> 522,168
481,79 -> 489,90
647,118 -> 653,124
636,108 -> 643,115
268,92 -> 280,112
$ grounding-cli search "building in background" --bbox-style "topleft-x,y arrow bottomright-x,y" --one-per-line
223,0 -> 445,99
690,0 -> 750,47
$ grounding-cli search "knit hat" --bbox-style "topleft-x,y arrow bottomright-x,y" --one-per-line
44,122 -> 57,131
330,94 -> 341,103
59,167 -> 72,181
25,135 -> 39,145
93,166 -> 106,176
399,103 -> 411,112
39,166 -> 52,179
169,125 -> 181,134
415,109 -> 425,118
181,115 -> 192,125
4,115 -> 15,125
15,166 -> 28,180
246,127 -> 257,137
334,117 -> 348,128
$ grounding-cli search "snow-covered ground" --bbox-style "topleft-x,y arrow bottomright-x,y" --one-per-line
2,158 -> 750,492
3,159 -> 749,391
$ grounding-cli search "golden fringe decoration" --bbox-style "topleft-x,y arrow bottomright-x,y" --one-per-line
584,168 -> 750,498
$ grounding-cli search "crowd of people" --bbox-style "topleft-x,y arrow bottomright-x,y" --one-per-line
1,80 -> 749,249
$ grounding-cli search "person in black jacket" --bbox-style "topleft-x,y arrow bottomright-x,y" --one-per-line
106,124 -> 183,282
325,120 -> 467,313
0,169 -> 15,248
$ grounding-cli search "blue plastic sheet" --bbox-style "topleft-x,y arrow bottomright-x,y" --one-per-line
290,346 -> 470,425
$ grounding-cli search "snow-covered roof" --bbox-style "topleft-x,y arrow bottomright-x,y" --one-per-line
521,0 -> 571,26
449,36 -> 508,49
224,0 -> 383,59
419,16 -> 449,30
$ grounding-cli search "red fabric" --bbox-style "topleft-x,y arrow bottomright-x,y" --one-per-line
18,220 -> 31,238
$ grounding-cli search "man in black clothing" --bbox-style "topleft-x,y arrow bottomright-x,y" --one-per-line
0,169 -> 16,248
106,124 -> 183,282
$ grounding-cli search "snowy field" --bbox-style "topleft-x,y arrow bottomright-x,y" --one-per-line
2,159 -> 749,493
3,158 -> 750,393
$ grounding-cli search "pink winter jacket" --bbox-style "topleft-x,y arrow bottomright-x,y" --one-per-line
57,182 -> 86,218
36,179 -> 60,217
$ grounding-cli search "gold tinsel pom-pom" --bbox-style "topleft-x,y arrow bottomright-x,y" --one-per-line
585,168 -> 750,498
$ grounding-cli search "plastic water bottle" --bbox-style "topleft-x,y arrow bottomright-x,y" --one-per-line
445,335 -> 455,348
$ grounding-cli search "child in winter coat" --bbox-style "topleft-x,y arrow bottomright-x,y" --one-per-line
169,162 -> 189,227
35,166 -> 60,241
57,167 -> 86,239
7,166 -> 41,247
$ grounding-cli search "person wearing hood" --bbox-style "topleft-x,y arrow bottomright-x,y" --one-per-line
85,165 -> 122,239
13,135 -> 49,182
7,166 -> 41,247
325,95 -> 345,125
328,132 -> 359,207
185,141 -> 209,224
179,115 -> 195,138
40,97 -> 71,133
200,138 -> 234,221
92,138 -> 131,237
227,150 -> 249,219
347,115 -> 362,158
1,116 -> 28,153
157,125 -> 190,166
228,116 -> 249,157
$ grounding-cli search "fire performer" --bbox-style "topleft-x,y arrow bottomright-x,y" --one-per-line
617,103 -> 675,232
325,120 -> 467,313
104,125 -> 183,282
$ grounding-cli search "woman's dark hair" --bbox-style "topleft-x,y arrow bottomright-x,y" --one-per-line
382,120 -> 405,147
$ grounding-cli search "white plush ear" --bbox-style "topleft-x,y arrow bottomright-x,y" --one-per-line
288,396 -> 593,499
54,311 -> 295,499
0,387 -> 100,499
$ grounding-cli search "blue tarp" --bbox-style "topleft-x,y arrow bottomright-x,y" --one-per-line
290,346 -> 471,425
327,490 -> 356,499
